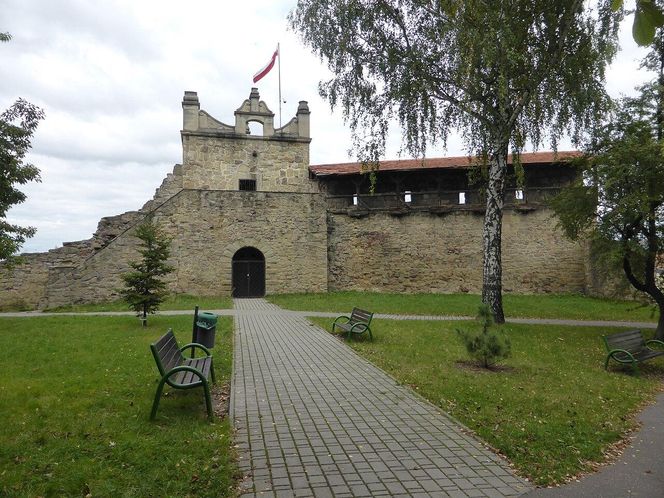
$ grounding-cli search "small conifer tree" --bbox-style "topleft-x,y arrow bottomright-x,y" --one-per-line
456,305 -> 511,369
120,219 -> 173,326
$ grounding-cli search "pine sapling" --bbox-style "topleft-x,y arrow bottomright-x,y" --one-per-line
456,305 -> 511,368
120,219 -> 174,326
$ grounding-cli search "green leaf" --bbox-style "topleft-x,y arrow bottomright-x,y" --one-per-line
633,2 -> 664,46
610,0 -> 622,12
634,8 -> 657,46
643,1 -> 664,24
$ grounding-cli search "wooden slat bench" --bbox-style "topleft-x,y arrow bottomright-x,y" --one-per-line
150,329 -> 216,421
332,307 -> 374,340
603,329 -> 664,373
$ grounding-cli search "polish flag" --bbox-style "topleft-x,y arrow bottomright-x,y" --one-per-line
253,46 -> 279,84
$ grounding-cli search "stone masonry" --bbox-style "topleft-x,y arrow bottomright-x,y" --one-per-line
181,89 -> 315,193
0,87 -> 607,309
328,209 -> 586,295
42,190 -> 328,309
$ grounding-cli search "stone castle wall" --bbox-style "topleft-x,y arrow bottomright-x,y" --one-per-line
42,190 -> 328,308
0,241 -> 92,310
0,88 -> 612,310
181,135 -> 314,193
180,89 -> 315,193
0,209 -> 143,310
0,162 -> 188,310
327,208 -> 586,294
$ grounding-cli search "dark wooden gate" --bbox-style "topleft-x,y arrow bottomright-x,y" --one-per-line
232,247 -> 265,298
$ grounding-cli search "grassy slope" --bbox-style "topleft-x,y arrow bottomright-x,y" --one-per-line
310,317 -> 664,485
268,291 -> 658,322
0,315 -> 236,497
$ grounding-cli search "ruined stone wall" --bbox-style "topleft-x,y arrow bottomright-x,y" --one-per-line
180,135 -> 315,193
327,208 -> 586,294
0,209 -> 144,310
0,162 -> 186,310
141,163 -> 184,211
43,190 -> 328,308
0,241 -> 93,310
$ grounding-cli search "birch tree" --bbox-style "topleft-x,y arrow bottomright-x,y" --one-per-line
290,1 -> 620,321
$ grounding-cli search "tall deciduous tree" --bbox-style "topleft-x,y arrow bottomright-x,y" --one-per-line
0,99 -> 44,260
120,219 -> 174,326
552,44 -> 664,340
1,31 -> 45,261
291,1 -> 620,321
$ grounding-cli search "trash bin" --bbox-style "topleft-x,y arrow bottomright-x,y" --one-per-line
194,311 -> 218,349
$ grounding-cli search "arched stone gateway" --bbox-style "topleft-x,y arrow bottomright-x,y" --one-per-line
232,247 -> 265,298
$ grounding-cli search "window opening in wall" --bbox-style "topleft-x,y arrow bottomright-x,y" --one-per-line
352,194 -> 358,206
248,121 -> 264,136
459,192 -> 466,204
515,189 -> 524,200
239,179 -> 257,191
404,190 -> 412,203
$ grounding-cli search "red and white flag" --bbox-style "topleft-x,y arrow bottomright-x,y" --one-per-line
253,46 -> 279,84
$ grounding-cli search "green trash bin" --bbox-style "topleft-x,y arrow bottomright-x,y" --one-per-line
195,311 -> 218,349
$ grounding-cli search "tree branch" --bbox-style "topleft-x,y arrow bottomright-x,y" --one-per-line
623,254 -> 648,293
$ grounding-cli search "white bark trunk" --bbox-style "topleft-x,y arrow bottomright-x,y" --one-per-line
482,150 -> 506,323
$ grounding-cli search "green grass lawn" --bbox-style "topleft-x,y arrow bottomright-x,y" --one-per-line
43,294 -> 233,313
0,315 -> 237,497
309,316 -> 664,485
268,291 -> 658,322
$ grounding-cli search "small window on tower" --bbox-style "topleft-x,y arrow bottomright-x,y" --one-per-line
239,179 -> 257,191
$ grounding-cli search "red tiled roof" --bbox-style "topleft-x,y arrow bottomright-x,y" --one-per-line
309,151 -> 580,176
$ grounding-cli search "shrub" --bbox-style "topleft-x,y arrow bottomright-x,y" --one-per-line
456,305 -> 511,368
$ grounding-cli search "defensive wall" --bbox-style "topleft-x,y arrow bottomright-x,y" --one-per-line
0,89 -> 611,310
326,209 -> 586,295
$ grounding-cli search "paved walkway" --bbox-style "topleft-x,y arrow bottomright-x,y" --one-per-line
0,308 -> 657,331
231,298 -> 531,497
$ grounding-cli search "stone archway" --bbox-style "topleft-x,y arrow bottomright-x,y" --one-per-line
232,247 -> 265,298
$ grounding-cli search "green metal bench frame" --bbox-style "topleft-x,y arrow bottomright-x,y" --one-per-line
150,328 -> 216,421
332,307 -> 374,340
603,329 -> 664,374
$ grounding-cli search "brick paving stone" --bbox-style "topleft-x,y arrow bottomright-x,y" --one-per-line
232,299 -> 531,497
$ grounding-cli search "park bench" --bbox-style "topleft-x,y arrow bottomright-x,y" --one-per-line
332,307 -> 374,340
603,329 -> 664,373
149,329 -> 216,421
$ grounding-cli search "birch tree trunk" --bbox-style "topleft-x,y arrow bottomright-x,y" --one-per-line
482,147 -> 507,323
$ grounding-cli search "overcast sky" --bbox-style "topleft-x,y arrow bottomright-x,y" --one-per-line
1,0 -> 652,253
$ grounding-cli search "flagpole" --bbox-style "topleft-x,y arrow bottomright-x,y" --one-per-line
278,42 -> 282,130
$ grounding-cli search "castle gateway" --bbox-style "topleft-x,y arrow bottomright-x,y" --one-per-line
0,90 -> 590,309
